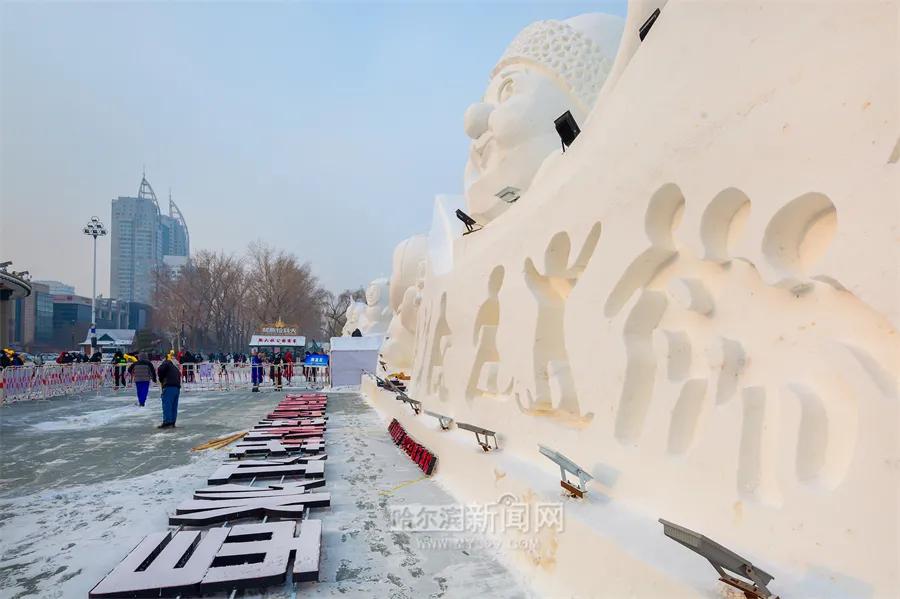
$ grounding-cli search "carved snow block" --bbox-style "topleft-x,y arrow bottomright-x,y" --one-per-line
170,492 -> 331,526
208,457 -> 325,485
90,520 -> 322,597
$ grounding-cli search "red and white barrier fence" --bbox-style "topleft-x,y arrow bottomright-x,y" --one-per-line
0,361 -> 330,404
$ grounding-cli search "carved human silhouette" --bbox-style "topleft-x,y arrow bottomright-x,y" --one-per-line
523,223 -> 602,415
467,266 -> 506,398
463,14 -> 623,223
608,186 -> 895,506
425,293 -> 452,400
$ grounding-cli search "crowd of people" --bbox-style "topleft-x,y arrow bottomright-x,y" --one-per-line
3,344 -> 331,430
3,345 -> 329,391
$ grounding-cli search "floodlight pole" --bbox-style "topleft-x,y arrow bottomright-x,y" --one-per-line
91,231 -> 97,341
84,217 -> 107,354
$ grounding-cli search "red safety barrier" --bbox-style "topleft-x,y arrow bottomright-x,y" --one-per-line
388,419 -> 437,475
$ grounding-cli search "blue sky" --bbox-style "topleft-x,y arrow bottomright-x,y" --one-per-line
1,1 -> 626,296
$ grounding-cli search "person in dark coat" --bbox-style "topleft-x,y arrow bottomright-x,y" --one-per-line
112,350 -> 126,389
284,350 -> 294,385
270,348 -> 284,391
156,353 -> 181,428
128,353 -> 157,407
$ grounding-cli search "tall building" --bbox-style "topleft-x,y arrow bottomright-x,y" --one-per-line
110,175 -> 189,305
159,190 -> 189,259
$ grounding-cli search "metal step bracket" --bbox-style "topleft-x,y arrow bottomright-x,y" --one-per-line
456,422 -> 498,451
538,445 -> 593,498
658,519 -> 778,599
398,395 -> 422,415
423,410 -> 454,430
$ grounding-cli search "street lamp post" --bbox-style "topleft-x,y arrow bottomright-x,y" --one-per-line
83,216 -> 107,354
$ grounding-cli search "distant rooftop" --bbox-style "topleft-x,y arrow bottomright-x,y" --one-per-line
80,329 -> 136,347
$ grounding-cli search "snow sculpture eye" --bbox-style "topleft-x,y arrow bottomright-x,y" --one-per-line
497,78 -> 516,103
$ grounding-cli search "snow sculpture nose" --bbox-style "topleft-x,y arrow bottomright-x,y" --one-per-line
464,102 -> 494,140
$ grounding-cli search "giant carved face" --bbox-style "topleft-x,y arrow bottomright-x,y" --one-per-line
463,14 -> 624,222
464,68 -> 577,222
365,278 -> 389,308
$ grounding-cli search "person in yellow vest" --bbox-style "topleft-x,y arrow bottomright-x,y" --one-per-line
112,350 -> 127,390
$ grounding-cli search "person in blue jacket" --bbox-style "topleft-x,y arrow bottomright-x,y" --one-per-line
251,348 -> 263,392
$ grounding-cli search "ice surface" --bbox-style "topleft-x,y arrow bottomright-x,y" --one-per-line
0,390 -> 528,598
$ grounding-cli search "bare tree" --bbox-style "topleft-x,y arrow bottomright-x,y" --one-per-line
153,243 -> 343,353
246,241 -> 325,339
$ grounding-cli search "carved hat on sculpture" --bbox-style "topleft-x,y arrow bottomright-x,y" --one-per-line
464,14 -> 624,222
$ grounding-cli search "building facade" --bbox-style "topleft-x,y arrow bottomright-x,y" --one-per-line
8,282 -> 53,351
95,297 -> 129,329
32,280 -> 75,295
110,176 -> 189,305
51,294 -> 93,350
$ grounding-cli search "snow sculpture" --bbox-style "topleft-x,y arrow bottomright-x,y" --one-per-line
340,301 -> 366,336
366,2 -> 899,597
359,277 -> 391,336
381,235 -> 428,373
520,223 -> 601,419
422,293 -> 451,402
464,14 -> 624,222
466,265 -> 509,399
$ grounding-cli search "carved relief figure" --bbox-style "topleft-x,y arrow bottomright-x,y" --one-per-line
463,14 -> 623,222
467,266 -> 509,399
609,184 -> 897,505
521,223 -> 602,417
425,293 -> 452,401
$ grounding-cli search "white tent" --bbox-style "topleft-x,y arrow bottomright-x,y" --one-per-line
329,335 -> 383,387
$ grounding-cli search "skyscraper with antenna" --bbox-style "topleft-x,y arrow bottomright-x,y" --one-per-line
110,173 -> 190,305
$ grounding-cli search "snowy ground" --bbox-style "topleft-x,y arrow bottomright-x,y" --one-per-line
0,388 -> 527,598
